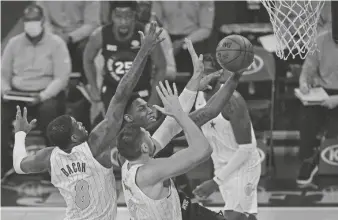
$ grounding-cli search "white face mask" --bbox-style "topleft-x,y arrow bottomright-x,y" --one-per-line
24,21 -> 42,37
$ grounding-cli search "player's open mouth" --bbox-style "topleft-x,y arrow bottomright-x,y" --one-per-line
119,27 -> 129,33
149,116 -> 156,122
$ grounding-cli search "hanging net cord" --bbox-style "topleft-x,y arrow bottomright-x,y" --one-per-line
261,0 -> 325,60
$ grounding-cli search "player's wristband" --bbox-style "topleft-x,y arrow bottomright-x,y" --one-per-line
13,131 -> 28,174
15,131 -> 27,139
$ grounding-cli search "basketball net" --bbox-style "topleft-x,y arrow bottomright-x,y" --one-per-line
260,0 -> 325,60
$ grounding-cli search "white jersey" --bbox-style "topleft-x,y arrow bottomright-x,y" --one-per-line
50,142 -> 117,220
121,162 -> 182,220
195,91 -> 261,213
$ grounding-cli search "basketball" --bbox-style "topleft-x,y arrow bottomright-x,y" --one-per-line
215,35 -> 254,72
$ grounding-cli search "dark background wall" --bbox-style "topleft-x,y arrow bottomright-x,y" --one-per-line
1,1 -> 31,40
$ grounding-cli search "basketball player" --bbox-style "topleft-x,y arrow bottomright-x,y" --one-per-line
12,22 -> 163,220
83,1 -> 166,115
191,55 -> 261,220
118,82 -> 213,220
118,43 -> 249,220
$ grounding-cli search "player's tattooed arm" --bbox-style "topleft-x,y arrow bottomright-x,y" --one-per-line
189,70 -> 243,127
83,27 -> 103,101
88,22 -> 164,159
221,91 -> 252,144
19,147 -> 54,174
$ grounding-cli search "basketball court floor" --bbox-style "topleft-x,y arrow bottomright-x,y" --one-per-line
2,161 -> 338,220
1,207 -> 338,220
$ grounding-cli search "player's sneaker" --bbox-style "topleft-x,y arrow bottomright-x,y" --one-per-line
296,156 -> 319,185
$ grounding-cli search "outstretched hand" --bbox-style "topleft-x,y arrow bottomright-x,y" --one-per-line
138,21 -> 164,53
185,38 -> 204,78
14,106 -> 37,134
153,80 -> 183,118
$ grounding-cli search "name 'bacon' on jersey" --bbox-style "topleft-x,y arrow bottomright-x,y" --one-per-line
50,142 -> 117,220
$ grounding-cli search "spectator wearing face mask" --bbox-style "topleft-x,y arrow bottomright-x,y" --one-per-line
1,4 -> 71,177
37,1 -> 100,76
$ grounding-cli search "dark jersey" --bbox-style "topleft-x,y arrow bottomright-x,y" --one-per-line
101,22 -> 152,96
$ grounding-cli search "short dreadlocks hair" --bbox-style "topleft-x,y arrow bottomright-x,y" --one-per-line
46,115 -> 73,148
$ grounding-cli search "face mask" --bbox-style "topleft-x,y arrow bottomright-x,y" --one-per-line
24,21 -> 42,37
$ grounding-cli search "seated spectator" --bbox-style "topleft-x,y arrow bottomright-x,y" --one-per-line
84,1 -> 166,125
152,1 -> 214,77
297,23 -> 338,185
37,1 -> 100,131
1,4 -> 70,176
37,1 -> 100,75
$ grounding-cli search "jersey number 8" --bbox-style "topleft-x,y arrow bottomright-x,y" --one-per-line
75,179 -> 90,210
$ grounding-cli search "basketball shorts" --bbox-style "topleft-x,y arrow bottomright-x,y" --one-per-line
217,163 -> 261,214
178,190 -> 226,220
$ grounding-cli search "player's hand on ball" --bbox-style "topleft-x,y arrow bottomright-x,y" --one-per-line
138,21 -> 164,53
199,70 -> 222,91
14,106 -> 37,134
153,80 -> 184,117
192,179 -> 218,200
233,67 -> 250,78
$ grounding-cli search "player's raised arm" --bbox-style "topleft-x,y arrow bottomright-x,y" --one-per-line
88,21 -> 164,157
12,106 -> 54,174
152,67 -> 246,152
147,26 -> 167,106
151,38 -> 220,151
138,82 -> 212,186
83,27 -> 104,102
189,68 -> 245,127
